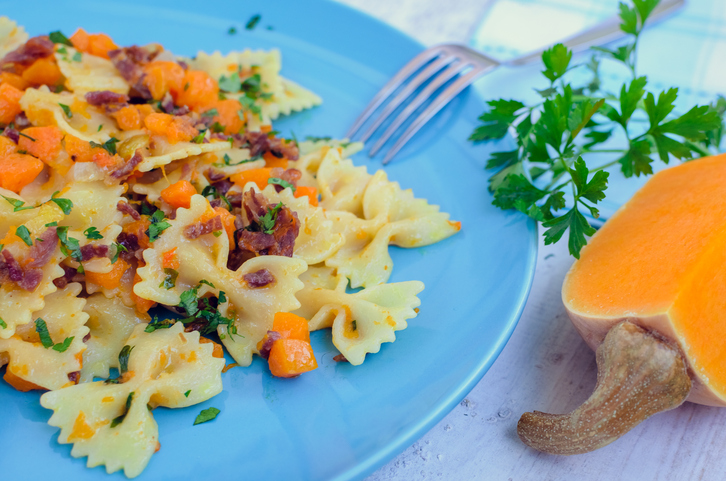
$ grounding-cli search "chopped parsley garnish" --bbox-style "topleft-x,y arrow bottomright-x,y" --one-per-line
245,14 -> 261,30
146,210 -> 171,243
184,390 -> 191,397
240,74 -> 262,96
194,406 -> 220,425
58,103 -> 73,118
50,191 -> 74,215
228,26 -> 237,35
192,130 -> 207,144
56,226 -> 84,273
90,137 -> 119,155
213,153 -> 260,167
72,51 -> 82,62
268,177 -> 295,192
49,30 -> 73,46
144,316 -> 175,333
218,72 -> 241,93
118,345 -> 134,374
0,317 -> 6,329
15,226 -> 32,246
110,242 -> 127,264
35,319 -> 72,352
201,185 -> 231,210
52,336 -> 74,353
199,279 -> 215,288
246,202 -> 283,235
211,121 -> 225,133
176,281 -> 238,337
83,226 -> 103,240
160,268 -> 178,289
201,108 -> 218,117
18,132 -> 36,142
111,392 -> 134,428
305,135 -> 332,142
239,95 -> 262,120
2,195 -> 34,212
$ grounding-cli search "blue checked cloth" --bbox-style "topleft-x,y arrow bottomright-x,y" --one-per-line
468,0 -> 726,220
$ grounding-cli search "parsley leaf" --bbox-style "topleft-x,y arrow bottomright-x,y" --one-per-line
194,407 -> 220,425
83,226 -> 103,240
58,103 -> 73,118
192,129 -> 207,144
160,268 -> 178,289
118,345 -> 134,374
218,72 -> 240,93
0,317 -> 6,329
184,390 -> 191,397
15,226 -> 33,246
110,242 -> 127,264
56,226 -> 84,271
50,191 -> 74,215
90,137 -> 119,155
245,14 -> 261,30
49,30 -> 73,46
268,177 -> 296,192
146,210 -> 171,243
228,26 -> 237,35
111,392 -> 134,428
144,316 -> 175,333
247,202 -> 283,235
35,318 -> 54,348
52,336 -> 74,353
2,195 -> 35,212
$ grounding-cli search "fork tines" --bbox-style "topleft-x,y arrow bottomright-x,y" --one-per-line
346,44 -> 499,164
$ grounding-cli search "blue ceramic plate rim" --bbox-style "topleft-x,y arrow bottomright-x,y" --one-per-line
1,1 -> 538,479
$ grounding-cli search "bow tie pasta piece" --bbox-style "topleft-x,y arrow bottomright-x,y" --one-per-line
0,17 -> 28,58
295,141 -> 364,189
20,87 -> 118,143
40,323 -> 225,478
0,283 -> 89,390
0,207 -> 64,338
136,138 -> 229,172
250,184 -> 344,265
294,267 -> 423,365
188,50 -> 321,126
323,211 -> 391,288
56,46 -> 130,95
0,188 -> 40,238
317,147 -> 372,216
363,170 -> 461,247
81,294 -> 146,383
133,194 -> 307,366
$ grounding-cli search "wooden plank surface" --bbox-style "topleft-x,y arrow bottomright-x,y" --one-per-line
332,1 -> 726,479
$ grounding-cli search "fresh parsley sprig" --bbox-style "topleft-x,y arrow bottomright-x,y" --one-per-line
470,0 -> 725,258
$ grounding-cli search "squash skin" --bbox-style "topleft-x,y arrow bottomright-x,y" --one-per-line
562,154 -> 726,408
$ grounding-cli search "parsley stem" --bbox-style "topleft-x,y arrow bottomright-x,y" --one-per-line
591,160 -> 621,172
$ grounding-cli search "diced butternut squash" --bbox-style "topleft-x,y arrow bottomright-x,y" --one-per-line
142,61 -> 184,101
263,151 -> 288,169
160,180 -> 196,209
69,28 -> 119,59
229,167 -> 273,190
267,339 -> 318,378
171,70 -> 218,111
64,134 -> 106,163
0,136 -> 18,156
123,218 -> 151,249
210,98 -> 244,135
0,153 -> 44,193
21,58 -> 63,87
0,72 -> 28,90
144,112 -> 197,144
294,186 -> 318,206
199,337 -> 224,358
272,312 -> 311,343
111,106 -> 142,131
18,126 -> 63,164
4,370 -> 44,392
0,82 -> 23,125
161,248 -> 180,269
86,259 -> 129,290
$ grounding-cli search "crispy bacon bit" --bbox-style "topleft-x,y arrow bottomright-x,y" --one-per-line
108,45 -> 162,99
243,268 -> 275,288
117,200 -> 141,220
85,90 -> 130,106
235,190 -> 300,258
80,244 -> 109,262
232,132 -> 299,161
269,167 -> 301,192
160,92 -> 191,116
333,354 -> 349,363
4,127 -> 19,143
67,371 -> 80,384
1,36 -> 54,70
27,227 -> 58,268
53,265 -> 84,288
110,149 -> 143,180
206,168 -> 226,183
82,332 -> 91,343
116,232 -> 142,261
13,112 -> 30,130
258,331 -> 282,360
184,216 -> 223,239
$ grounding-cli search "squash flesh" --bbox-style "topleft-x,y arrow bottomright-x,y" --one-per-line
563,154 -> 726,405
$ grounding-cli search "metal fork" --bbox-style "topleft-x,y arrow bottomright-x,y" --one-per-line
347,0 -> 685,165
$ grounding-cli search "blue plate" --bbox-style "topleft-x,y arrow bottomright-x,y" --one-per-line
0,1 -> 537,479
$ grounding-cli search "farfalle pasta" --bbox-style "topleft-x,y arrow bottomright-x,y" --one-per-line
0,17 -> 460,478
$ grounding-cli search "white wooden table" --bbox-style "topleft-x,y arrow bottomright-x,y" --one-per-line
334,1 -> 726,479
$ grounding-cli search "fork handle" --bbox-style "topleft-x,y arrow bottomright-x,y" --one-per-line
504,0 -> 685,66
